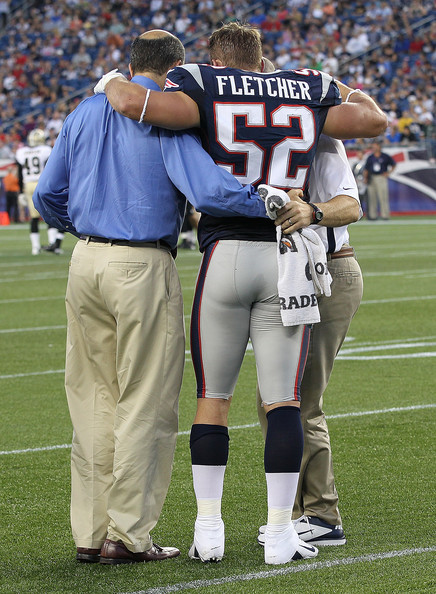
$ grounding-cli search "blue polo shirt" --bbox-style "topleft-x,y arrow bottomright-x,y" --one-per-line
33,75 -> 266,249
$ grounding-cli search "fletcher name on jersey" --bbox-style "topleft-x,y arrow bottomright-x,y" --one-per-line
215,73 -> 313,100
164,64 -> 341,250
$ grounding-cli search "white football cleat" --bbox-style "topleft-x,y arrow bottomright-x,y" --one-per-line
264,523 -> 318,565
188,518 -> 224,562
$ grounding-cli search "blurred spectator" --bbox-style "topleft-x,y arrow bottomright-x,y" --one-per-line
46,109 -> 64,136
425,123 -> 436,163
322,49 -> 339,76
3,165 -> 20,223
0,0 -> 9,29
363,141 -> 396,220
397,110 -> 415,133
71,44 -> 92,73
400,125 -> 418,144
386,125 -> 402,144
0,137 -> 14,159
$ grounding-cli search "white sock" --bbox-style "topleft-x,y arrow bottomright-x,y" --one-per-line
30,233 -> 40,251
192,464 -> 225,519
266,471 -> 299,510
47,227 -> 57,244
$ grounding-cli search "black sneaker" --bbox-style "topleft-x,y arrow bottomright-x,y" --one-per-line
41,243 -> 56,252
295,515 -> 347,546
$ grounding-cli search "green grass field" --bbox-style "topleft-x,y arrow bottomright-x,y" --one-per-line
0,219 -> 435,593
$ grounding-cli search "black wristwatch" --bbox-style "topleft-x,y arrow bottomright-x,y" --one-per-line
308,203 -> 324,224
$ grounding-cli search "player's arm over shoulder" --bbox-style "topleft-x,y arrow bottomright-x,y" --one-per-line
105,78 -> 200,130
323,81 -> 387,140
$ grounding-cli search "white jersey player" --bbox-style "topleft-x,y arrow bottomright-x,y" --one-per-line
15,129 -> 63,255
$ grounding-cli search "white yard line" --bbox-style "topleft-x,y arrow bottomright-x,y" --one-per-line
121,547 -> 436,594
0,273 -> 69,283
360,295 -> 436,305
0,325 -> 65,334
1,404 -> 434,456
0,296 -> 65,304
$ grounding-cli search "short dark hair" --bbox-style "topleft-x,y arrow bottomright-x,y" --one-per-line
130,35 -> 185,76
209,23 -> 262,71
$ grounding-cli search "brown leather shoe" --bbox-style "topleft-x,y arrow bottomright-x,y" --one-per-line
76,547 -> 101,563
99,539 -> 180,565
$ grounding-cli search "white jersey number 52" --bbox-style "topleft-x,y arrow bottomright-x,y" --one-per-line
215,103 -> 315,188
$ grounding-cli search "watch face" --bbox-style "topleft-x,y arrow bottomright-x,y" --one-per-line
315,210 -> 323,221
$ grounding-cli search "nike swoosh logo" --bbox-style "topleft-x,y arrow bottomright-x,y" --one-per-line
298,529 -> 314,536
343,187 -> 355,190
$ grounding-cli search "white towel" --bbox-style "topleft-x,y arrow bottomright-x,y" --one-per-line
276,227 -> 332,326
299,228 -> 332,298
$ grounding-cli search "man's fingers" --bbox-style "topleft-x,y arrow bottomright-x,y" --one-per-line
286,189 -> 304,201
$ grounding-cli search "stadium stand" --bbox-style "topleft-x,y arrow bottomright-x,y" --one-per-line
0,1 -> 434,157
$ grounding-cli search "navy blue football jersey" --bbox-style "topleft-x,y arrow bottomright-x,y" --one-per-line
165,64 -> 341,250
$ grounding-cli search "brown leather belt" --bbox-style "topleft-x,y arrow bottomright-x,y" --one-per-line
80,235 -> 171,251
328,246 -> 355,260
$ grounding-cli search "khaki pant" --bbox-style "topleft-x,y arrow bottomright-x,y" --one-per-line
65,239 -> 185,552
367,174 -> 390,220
257,251 -> 363,525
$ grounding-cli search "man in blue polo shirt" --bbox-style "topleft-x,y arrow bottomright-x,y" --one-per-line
33,29 -> 266,566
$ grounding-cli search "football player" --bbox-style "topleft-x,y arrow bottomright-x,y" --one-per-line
15,129 -> 64,255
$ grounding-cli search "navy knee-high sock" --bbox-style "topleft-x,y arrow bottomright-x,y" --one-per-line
190,424 -> 229,511
264,406 -> 303,473
264,407 -> 303,517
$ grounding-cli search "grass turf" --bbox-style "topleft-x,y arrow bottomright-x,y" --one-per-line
0,218 -> 435,593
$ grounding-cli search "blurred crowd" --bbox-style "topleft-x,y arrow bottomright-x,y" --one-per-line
0,0 -> 435,160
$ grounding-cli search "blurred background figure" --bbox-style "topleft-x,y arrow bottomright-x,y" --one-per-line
15,129 -> 64,254
179,202 -> 200,250
3,164 -> 20,223
352,146 -> 368,214
363,141 -> 396,220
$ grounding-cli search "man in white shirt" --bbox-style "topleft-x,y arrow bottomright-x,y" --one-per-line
257,134 -> 363,548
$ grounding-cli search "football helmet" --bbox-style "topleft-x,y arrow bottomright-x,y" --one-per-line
27,128 -> 46,147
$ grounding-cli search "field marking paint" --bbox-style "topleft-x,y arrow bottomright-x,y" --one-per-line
1,334 -> 436,378
120,547 -> 436,594
362,269 -> 435,277
0,273 -> 69,283
0,260 -> 65,269
0,369 -> 64,379
0,324 -> 65,334
360,295 -> 436,305
337,336 -> 436,360
0,292 -> 433,315
7,293 -> 432,306
1,404 -> 434,456
338,352 -> 436,360
0,296 -> 65,305
344,335 -> 436,347
362,251 -> 436,259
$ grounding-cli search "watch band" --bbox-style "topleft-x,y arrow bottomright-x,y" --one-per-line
308,203 -> 323,223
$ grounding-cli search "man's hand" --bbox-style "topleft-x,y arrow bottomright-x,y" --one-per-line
94,69 -> 127,95
275,191 -> 313,234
